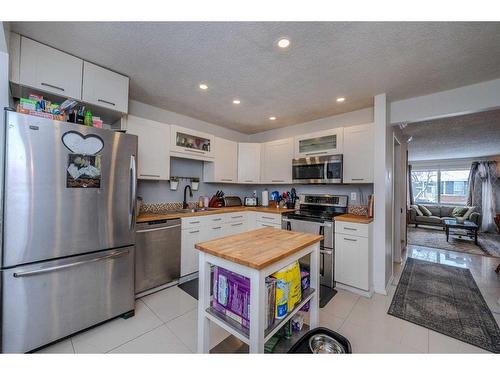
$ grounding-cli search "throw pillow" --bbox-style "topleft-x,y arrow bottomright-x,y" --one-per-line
452,207 -> 468,218
411,204 -> 424,216
418,205 -> 432,216
463,206 -> 476,219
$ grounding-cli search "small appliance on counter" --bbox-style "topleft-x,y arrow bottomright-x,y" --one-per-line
244,196 -> 258,206
223,196 -> 242,207
261,189 -> 269,207
209,191 -> 225,208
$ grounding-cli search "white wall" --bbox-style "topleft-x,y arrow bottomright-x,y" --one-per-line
373,94 -> 393,294
390,78 -> 500,125
128,100 -> 248,142
247,107 -> 374,143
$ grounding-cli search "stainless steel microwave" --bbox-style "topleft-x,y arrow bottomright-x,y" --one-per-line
292,154 -> 343,184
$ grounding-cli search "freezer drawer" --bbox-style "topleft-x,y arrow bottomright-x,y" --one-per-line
135,219 -> 181,294
1,246 -> 135,353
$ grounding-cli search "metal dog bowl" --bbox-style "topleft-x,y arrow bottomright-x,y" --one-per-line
308,334 -> 346,354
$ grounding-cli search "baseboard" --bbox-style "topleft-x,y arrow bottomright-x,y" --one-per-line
373,275 -> 394,296
135,279 -> 179,299
336,282 -> 373,298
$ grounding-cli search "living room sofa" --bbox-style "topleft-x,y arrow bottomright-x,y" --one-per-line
408,204 -> 481,228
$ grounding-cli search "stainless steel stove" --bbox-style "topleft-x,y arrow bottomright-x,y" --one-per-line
282,194 -> 348,295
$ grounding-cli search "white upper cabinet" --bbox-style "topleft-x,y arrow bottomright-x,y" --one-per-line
19,37 -> 83,99
170,125 -> 215,161
126,115 -> 170,180
82,61 -> 129,113
237,143 -> 261,183
261,138 -> 294,184
343,123 -> 374,183
294,128 -> 343,159
203,137 -> 238,183
9,32 -> 21,84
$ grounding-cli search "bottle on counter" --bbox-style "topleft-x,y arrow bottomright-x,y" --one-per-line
84,110 -> 93,126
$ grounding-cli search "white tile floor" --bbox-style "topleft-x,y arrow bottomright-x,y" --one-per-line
35,244 -> 500,354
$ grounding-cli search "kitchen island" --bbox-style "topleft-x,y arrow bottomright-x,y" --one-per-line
195,227 -> 322,353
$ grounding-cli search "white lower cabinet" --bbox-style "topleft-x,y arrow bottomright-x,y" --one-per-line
180,212 -> 250,277
181,224 -> 203,277
334,221 -> 372,292
255,221 -> 281,229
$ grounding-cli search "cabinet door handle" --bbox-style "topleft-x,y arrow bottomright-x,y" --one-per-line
140,174 -> 161,178
188,221 -> 200,225
305,151 -> 328,156
261,216 -> 275,220
221,179 -> 233,182
231,223 -> 243,226
231,215 -> 243,219
184,148 -> 205,154
212,218 -> 222,221
351,178 -> 365,181
41,82 -> 65,92
212,226 -> 222,230
344,237 -> 357,242
189,230 -> 200,234
244,180 -> 253,182
271,180 -> 285,183
343,227 -> 357,231
98,98 -> 116,106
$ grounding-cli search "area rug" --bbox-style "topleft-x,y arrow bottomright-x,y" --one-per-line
407,225 -> 500,257
388,257 -> 500,353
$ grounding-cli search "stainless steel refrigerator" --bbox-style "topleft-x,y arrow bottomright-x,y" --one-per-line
1,111 -> 138,353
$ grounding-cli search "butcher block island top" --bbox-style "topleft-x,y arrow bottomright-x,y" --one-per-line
195,227 -> 323,270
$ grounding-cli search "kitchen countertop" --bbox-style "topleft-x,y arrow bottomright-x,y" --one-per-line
195,227 -> 323,270
136,205 -> 296,223
335,214 -> 373,224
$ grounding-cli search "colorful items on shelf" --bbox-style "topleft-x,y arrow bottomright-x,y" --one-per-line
212,261 -> 305,330
212,266 -> 276,330
272,261 -> 302,319
16,94 -> 106,129
17,94 -> 66,121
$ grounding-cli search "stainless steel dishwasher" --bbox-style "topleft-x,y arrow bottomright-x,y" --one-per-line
135,218 -> 181,295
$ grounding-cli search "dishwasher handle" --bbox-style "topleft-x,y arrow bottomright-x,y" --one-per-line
136,224 -> 181,233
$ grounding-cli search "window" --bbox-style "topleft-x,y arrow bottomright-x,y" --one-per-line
411,167 -> 470,206
411,170 -> 438,204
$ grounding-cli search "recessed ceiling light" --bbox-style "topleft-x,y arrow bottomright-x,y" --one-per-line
336,97 -> 345,103
277,38 -> 290,49
199,83 -> 208,90
269,116 -> 277,121
233,99 -> 241,105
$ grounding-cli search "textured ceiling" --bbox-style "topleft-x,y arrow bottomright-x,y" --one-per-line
10,22 -> 500,134
403,109 -> 500,161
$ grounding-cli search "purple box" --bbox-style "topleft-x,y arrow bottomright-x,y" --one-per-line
212,266 -> 251,328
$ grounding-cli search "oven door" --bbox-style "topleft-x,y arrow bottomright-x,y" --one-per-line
282,217 -> 334,288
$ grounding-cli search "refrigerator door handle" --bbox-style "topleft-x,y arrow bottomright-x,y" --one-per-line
130,155 -> 137,229
12,249 -> 130,278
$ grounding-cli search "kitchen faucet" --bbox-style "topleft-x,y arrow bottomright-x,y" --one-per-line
183,184 -> 193,209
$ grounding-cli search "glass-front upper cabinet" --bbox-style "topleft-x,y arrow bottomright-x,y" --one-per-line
170,125 -> 215,160
294,128 -> 343,158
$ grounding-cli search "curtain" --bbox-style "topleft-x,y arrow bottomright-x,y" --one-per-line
408,163 -> 414,205
467,161 -> 498,232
